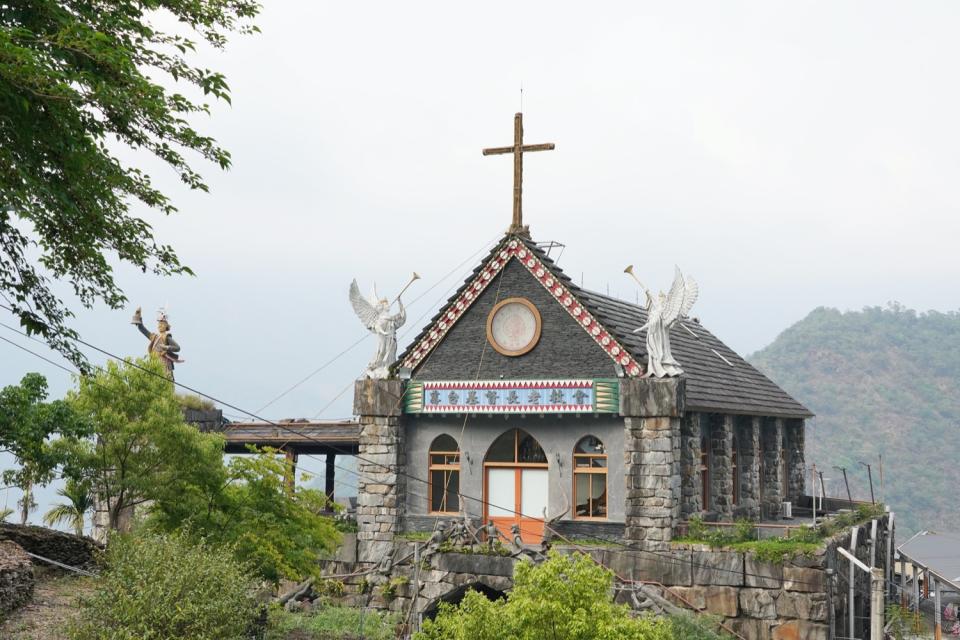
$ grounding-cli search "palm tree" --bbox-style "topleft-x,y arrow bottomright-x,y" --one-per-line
0,507 -> 13,522
43,480 -> 93,537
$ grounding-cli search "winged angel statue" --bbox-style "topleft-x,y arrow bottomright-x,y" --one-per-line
349,280 -> 408,379
630,267 -> 699,378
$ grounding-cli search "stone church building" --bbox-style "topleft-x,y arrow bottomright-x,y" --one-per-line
354,231 -> 811,562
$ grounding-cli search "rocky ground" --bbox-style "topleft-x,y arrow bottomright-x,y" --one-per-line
0,566 -> 93,640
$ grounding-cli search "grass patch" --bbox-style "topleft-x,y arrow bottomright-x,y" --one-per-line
267,605 -> 399,640
396,531 -> 431,542
675,504 -> 886,563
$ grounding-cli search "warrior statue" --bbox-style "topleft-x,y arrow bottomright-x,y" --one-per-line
626,266 -> 699,378
349,274 -> 418,379
132,307 -> 183,378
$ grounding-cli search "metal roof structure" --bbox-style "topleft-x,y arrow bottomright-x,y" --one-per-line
899,530 -> 960,591
399,233 -> 812,418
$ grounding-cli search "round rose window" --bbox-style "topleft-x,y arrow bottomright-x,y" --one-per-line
486,297 -> 542,356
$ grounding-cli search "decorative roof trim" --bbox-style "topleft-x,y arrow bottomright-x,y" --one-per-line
401,237 -> 642,376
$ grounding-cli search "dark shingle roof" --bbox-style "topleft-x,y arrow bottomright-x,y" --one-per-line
399,233 -> 812,419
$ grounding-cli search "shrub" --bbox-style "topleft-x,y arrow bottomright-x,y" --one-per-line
68,532 -> 258,640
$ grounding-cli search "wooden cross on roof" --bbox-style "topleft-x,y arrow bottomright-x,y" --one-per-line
483,112 -> 555,236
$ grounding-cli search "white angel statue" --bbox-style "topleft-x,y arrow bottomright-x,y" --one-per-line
630,267 -> 699,378
349,279 -> 408,379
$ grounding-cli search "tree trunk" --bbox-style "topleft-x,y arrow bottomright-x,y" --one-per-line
18,481 -> 31,525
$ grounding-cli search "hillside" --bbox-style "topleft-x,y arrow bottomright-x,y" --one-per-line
749,304 -> 960,536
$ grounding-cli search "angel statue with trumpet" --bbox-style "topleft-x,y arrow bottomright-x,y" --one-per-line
624,265 -> 699,378
349,273 -> 419,379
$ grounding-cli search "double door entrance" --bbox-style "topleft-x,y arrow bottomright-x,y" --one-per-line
483,429 -> 548,544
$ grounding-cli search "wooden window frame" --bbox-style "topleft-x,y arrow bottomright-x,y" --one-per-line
573,447 -> 607,521
731,435 -> 739,506
428,439 -> 461,515
700,435 -> 710,511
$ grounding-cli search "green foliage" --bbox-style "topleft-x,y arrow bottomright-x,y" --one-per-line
677,507 -> 886,563
0,0 -> 260,368
266,605 -> 399,640
0,507 -> 12,521
750,304 -> 960,536
69,357 -> 225,534
416,552 -> 700,640
0,372 -> 90,522
178,393 -> 217,411
67,531 -> 258,640
437,540 -> 512,556
885,603 -> 925,639
42,478 -> 94,536
380,576 -> 408,600
147,447 -> 340,584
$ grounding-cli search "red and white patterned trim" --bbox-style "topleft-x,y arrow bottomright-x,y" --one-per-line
401,238 -> 642,377
422,379 -> 594,390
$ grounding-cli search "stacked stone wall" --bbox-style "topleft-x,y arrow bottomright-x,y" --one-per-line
785,419 -> 805,503
0,540 -> 34,617
760,418 -> 784,519
620,378 -> 684,551
354,379 -> 405,563
0,523 -> 100,569
734,416 -> 762,520
679,413 -> 702,518
708,414 -> 733,518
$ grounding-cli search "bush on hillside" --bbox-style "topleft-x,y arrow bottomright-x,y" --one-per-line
68,532 -> 259,640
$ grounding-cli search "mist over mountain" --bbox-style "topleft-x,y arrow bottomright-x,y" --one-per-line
749,304 -> 960,536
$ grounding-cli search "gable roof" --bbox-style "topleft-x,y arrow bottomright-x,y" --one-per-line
399,233 -> 812,419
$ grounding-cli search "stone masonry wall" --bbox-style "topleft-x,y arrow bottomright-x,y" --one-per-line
354,379 -> 405,563
785,419 -> 805,503
680,413 -> 702,518
621,378 -> 684,551
0,540 -> 34,617
760,418 -> 783,519
708,414 -> 733,518
734,416 -> 762,520
0,523 -> 100,569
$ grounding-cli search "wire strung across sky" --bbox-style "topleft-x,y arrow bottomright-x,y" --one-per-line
0,304 -> 835,590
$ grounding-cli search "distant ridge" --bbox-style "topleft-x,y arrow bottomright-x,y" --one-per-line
749,304 -> 960,536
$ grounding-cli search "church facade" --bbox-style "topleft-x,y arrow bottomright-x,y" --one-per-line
353,231 -> 811,562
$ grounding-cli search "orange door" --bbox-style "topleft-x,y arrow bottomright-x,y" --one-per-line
485,467 -> 547,544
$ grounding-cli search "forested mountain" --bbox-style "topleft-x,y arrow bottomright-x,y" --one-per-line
749,305 -> 960,536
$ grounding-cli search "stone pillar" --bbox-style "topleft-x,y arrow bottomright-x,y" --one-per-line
709,414 -> 734,519
736,416 -> 762,520
679,413 -> 702,518
760,417 -> 784,519
786,419 -> 806,502
621,377 -> 684,550
354,379 -> 405,563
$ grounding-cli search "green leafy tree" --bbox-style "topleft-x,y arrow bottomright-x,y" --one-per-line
68,531 -> 258,640
69,357 -> 225,534
43,478 -> 94,536
148,448 -> 341,584
417,552 -> 688,640
0,0 -> 260,368
0,372 -> 90,524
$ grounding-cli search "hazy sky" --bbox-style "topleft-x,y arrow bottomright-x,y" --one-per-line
3,2 -> 960,521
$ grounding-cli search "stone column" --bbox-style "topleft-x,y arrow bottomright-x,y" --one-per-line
621,377 -> 684,550
709,414 -> 734,519
760,417 -> 784,519
736,416 -> 762,520
325,453 -> 336,505
679,413 -> 702,518
354,379 -> 405,563
786,419 -> 806,502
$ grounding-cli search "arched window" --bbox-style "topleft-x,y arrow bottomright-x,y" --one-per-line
573,436 -> 607,519
731,433 -> 739,506
429,434 -> 460,514
485,429 -> 547,464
